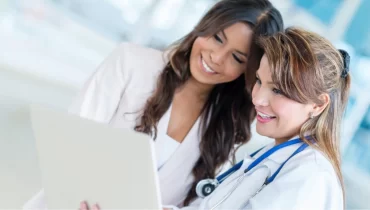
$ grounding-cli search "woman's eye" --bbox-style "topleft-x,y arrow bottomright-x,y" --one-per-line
232,54 -> 244,64
213,34 -> 223,43
255,77 -> 261,85
272,88 -> 283,95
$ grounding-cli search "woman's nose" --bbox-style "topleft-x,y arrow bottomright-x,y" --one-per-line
252,88 -> 269,107
210,48 -> 228,65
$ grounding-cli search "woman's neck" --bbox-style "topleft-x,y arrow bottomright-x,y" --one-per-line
275,138 -> 288,145
177,76 -> 214,101
275,135 -> 298,145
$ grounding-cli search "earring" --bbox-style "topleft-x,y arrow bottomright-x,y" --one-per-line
309,112 -> 314,119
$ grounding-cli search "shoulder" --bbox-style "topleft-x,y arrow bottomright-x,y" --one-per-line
290,146 -> 338,175
118,42 -> 168,71
116,42 -> 169,87
273,146 -> 343,208
279,146 -> 341,186
251,146 -> 343,209
119,42 -> 164,57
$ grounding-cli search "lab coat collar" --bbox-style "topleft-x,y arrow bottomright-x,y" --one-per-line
251,135 -> 307,165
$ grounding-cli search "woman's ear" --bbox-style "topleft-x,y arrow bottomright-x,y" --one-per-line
311,93 -> 330,117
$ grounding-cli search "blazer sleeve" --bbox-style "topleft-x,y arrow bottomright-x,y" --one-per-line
68,43 -> 129,123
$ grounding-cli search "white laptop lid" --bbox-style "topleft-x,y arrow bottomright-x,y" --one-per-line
30,105 -> 162,209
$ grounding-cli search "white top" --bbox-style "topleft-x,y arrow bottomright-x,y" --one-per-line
170,138 -> 343,210
23,42 -> 205,209
155,134 -> 180,169
154,104 -> 181,169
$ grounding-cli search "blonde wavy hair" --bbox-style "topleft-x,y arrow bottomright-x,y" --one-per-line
258,27 -> 351,201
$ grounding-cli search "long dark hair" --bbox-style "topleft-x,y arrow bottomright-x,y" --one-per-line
135,0 -> 284,205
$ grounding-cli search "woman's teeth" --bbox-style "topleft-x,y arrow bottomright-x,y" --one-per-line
202,58 -> 216,73
257,112 -> 275,119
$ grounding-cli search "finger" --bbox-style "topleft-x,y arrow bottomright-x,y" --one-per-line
92,203 -> 100,210
80,201 -> 88,210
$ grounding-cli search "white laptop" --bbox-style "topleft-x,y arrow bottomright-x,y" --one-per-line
30,105 -> 162,209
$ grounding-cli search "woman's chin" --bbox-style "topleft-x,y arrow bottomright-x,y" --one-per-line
256,127 -> 274,139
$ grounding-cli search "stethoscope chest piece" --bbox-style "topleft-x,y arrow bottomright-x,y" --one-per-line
196,179 -> 219,198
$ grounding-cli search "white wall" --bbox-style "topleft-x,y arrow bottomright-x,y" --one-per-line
0,65 -> 77,208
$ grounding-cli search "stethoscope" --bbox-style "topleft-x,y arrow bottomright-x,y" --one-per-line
195,138 -> 309,200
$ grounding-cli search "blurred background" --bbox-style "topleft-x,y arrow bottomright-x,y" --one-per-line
0,0 -> 369,209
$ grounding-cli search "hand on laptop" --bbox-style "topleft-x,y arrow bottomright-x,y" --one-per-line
79,200 -> 171,210
79,201 -> 100,210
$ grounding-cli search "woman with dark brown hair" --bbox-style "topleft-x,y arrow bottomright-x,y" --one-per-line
23,1 -> 283,209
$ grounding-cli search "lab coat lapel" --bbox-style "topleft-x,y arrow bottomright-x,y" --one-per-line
254,137 -> 305,165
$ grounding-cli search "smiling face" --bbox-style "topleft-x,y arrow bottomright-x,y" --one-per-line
189,22 -> 254,87
251,55 -> 314,143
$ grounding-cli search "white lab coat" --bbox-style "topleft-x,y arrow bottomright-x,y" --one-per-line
24,42 -> 227,209
170,139 -> 344,210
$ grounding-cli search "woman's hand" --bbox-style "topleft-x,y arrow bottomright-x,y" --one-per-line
79,201 -> 100,210
80,201 -> 171,210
